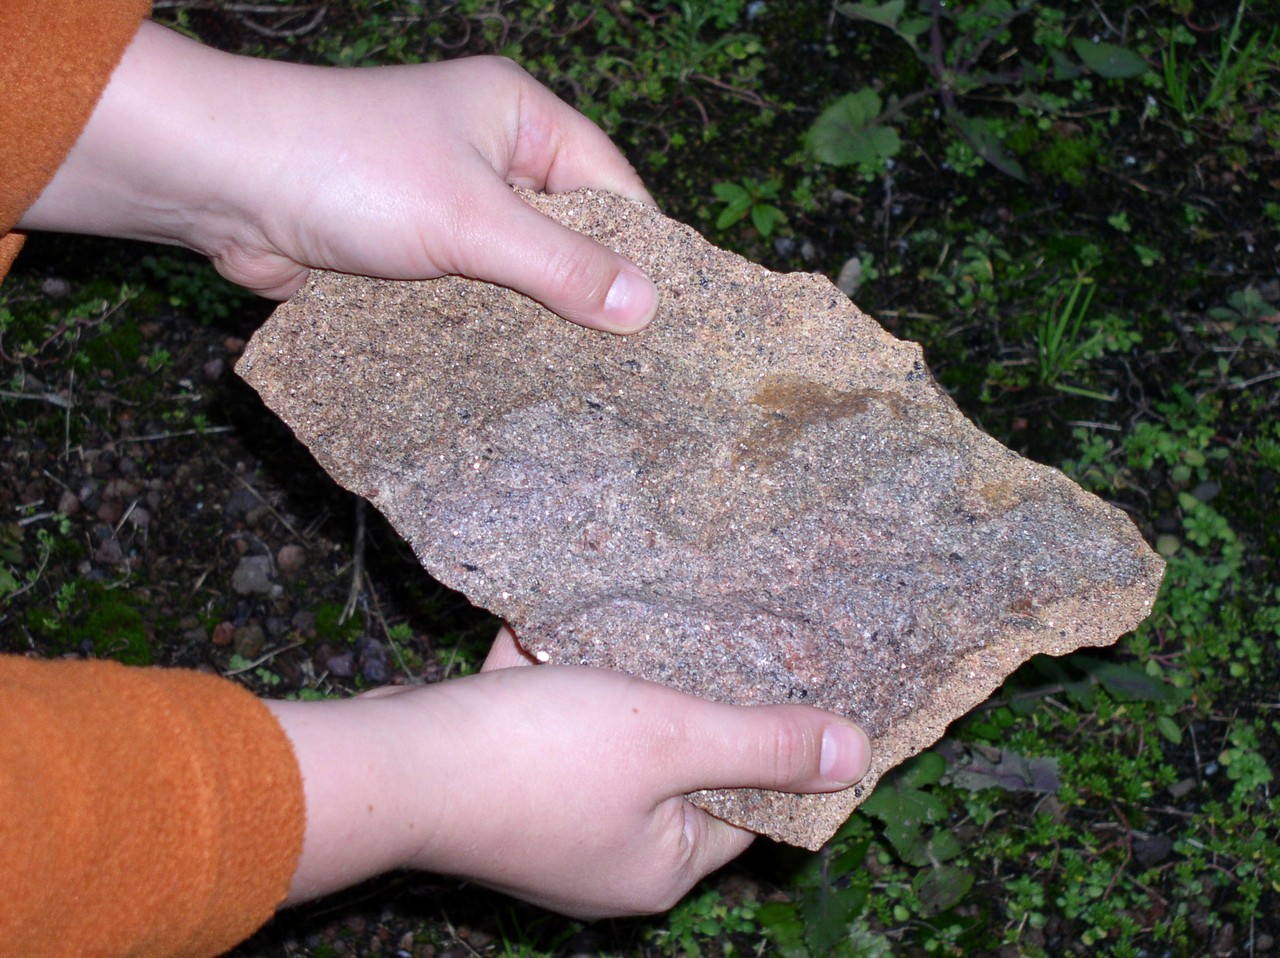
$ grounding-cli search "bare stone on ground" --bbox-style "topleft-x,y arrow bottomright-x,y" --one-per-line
237,189 -> 1164,849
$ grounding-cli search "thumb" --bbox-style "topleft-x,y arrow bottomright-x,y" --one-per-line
673,701 -> 872,795
449,183 -> 659,334
481,624 -> 537,671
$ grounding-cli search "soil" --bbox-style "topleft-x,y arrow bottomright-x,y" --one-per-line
3,2 -> 1278,954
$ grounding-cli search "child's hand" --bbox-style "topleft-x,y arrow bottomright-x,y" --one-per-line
266,664 -> 870,919
21,22 -> 658,333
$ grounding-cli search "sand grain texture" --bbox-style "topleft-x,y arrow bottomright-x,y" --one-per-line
238,189 -> 1164,849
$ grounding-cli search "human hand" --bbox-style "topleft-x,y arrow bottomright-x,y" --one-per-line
20,22 -> 658,332
265,662 -> 870,919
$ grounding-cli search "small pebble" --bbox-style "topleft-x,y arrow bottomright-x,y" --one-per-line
96,499 -> 123,525
231,555 -> 274,595
326,651 -> 355,677
277,543 -> 306,578
358,636 -> 390,684
233,624 -> 266,659
93,538 -> 125,567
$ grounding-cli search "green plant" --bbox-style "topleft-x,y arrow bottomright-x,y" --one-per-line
16,3 -> 1280,955
808,0 -> 1148,179
1160,2 -> 1276,129
711,177 -> 787,237
655,887 -> 764,956
140,253 -> 255,323
805,88 -> 903,176
1036,268 -> 1102,394
1218,719 -> 1275,797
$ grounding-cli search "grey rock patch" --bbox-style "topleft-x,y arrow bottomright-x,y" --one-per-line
230,554 -> 274,596
237,189 -> 1164,849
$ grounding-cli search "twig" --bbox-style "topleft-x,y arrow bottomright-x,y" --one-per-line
16,511 -> 56,527
0,544 -> 49,605
113,500 -> 140,537
362,568 -> 420,684
1066,420 -> 1122,430
0,390 -> 72,408
222,639 -> 307,676
220,466 -> 305,540
63,368 -> 75,459
236,4 -> 327,39
112,426 -> 234,444
153,1 -> 322,10
1230,368 -> 1280,389
340,498 -> 367,625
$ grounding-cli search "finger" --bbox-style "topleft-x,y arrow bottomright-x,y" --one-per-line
356,683 -> 414,699
667,700 -> 872,795
678,802 -> 756,884
481,624 -> 538,672
449,182 -> 659,333
508,80 -> 655,207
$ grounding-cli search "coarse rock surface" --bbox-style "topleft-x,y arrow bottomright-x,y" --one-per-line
237,189 -> 1165,849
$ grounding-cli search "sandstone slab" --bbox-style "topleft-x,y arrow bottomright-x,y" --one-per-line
237,189 -> 1165,849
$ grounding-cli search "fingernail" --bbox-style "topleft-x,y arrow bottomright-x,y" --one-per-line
603,268 -> 658,332
820,724 -> 871,785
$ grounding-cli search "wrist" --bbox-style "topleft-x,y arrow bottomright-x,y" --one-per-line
19,22 -> 279,266
264,693 -> 439,904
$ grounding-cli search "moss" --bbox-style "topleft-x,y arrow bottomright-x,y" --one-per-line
313,600 -> 362,644
1008,122 -> 1099,187
42,587 -> 156,666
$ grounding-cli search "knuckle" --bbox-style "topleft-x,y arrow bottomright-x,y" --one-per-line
473,54 -> 530,83
764,712 -> 821,784
541,243 -> 613,309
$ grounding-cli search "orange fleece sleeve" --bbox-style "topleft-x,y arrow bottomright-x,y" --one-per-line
0,656 -> 305,958
0,0 -> 154,277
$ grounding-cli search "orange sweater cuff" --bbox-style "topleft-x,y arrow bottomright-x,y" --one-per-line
0,656 -> 305,957
0,0 -> 154,280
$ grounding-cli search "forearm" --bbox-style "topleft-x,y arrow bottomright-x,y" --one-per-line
18,21 -> 277,257
262,693 -> 434,905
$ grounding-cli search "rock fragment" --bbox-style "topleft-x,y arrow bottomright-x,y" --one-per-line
237,189 -> 1164,849
230,554 -> 274,596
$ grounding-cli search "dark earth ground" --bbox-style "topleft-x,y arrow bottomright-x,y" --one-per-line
1,234 -> 801,957
4,1 -> 1279,954
3,207 -> 1275,957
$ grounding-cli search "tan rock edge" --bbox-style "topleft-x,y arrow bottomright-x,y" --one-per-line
238,189 -> 1165,850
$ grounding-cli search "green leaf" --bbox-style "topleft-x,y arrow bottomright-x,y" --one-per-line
1157,715 -> 1184,744
946,110 -> 1026,180
1049,47 -> 1084,81
807,89 -> 901,173
801,881 -> 870,955
1071,38 -> 1149,79
836,1 -> 905,30
755,902 -> 810,958
715,195 -> 753,230
898,16 -> 931,38
899,751 -> 946,788
711,181 -> 748,202
862,757 -> 950,866
914,864 -> 975,915
927,829 -> 963,865
751,203 -> 787,237
1075,656 -> 1187,704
